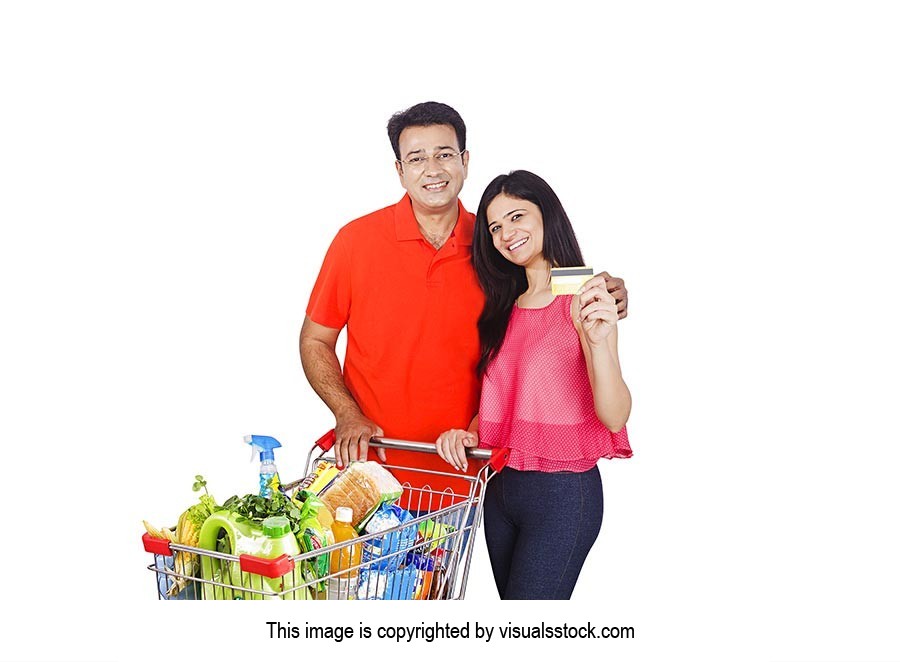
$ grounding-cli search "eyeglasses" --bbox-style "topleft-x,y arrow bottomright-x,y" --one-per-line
397,149 -> 467,172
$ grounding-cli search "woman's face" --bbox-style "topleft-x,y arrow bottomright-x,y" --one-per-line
486,193 -> 545,268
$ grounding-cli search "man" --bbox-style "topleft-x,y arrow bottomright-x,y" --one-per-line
300,102 -> 628,489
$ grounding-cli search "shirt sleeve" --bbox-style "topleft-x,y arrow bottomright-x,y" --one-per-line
306,229 -> 352,329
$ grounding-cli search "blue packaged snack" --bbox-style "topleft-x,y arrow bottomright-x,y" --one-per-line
356,566 -> 417,600
154,555 -> 197,600
362,503 -> 417,571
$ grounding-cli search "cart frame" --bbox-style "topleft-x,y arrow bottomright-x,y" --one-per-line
143,432 -> 508,600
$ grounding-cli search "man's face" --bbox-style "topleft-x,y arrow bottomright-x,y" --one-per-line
395,124 -> 469,215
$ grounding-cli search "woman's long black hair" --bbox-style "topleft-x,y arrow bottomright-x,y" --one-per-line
473,170 -> 586,375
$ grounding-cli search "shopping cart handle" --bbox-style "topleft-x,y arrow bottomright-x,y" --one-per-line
314,429 -> 337,451
315,430 -> 508,470
489,447 -> 510,472
369,436 -> 504,465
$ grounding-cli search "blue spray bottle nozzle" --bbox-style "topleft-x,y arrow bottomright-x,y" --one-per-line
244,434 -> 282,462
244,435 -> 283,498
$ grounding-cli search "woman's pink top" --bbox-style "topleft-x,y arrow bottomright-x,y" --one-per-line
478,295 -> 632,472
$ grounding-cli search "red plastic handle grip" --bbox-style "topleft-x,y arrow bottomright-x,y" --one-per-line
239,553 -> 296,579
489,448 -> 510,473
142,532 -> 173,556
315,429 -> 336,452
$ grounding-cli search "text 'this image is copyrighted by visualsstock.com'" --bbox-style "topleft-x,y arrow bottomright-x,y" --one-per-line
266,620 -> 635,643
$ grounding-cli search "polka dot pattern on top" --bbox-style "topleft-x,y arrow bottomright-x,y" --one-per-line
478,295 -> 632,472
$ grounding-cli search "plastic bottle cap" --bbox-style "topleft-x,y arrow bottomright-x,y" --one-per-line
335,506 -> 353,523
262,515 -> 291,537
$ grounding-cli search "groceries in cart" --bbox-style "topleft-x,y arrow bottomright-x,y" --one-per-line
142,432 -> 500,600
141,475 -> 217,599
197,511 -> 312,600
327,506 -> 361,599
245,434 -> 283,498
318,459 -> 404,529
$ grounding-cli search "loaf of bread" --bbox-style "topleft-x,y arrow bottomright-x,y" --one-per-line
319,461 -> 403,528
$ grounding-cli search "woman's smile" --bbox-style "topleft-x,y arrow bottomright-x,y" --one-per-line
508,237 -> 529,251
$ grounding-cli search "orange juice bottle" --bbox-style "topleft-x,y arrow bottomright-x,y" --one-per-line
328,506 -> 361,600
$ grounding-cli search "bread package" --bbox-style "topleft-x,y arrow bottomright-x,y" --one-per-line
319,461 -> 403,528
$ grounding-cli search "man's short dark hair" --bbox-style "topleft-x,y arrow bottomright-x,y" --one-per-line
386,101 -> 467,160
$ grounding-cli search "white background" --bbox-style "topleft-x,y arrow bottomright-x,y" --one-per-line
1,1 -> 898,661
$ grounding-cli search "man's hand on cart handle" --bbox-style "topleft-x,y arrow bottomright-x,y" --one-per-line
334,410 -> 386,468
435,429 -> 479,472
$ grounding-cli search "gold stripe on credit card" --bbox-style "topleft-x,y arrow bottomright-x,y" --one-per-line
550,266 -> 593,295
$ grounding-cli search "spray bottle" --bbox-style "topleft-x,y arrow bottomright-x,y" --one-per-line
244,434 -> 283,498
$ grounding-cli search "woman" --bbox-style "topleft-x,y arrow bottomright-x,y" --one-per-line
436,170 -> 632,600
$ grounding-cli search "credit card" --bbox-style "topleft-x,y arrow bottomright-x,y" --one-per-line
550,266 -> 593,295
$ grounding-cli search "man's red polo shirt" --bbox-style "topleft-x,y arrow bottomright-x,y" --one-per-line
306,195 -> 484,492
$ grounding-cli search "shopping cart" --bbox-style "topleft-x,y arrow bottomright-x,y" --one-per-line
142,432 -> 508,600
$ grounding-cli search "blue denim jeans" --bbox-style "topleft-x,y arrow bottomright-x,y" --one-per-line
483,466 -> 604,600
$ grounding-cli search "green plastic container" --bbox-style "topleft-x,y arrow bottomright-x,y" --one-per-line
197,512 -> 310,600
